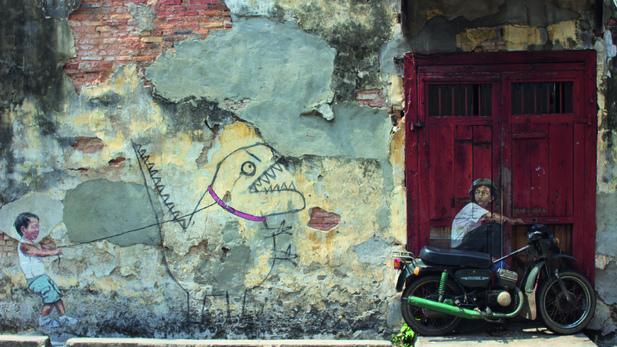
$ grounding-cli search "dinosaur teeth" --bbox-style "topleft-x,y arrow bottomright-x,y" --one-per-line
264,167 -> 277,180
260,175 -> 270,184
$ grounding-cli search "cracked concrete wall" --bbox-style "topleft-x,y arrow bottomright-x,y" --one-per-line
0,0 -> 405,339
4,0 -> 615,340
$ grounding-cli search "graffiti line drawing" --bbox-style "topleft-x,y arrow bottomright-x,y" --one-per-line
130,141 -> 307,324
265,221 -> 298,267
275,244 -> 298,266
133,141 -> 189,230
57,206 -> 216,249
53,141 -> 307,326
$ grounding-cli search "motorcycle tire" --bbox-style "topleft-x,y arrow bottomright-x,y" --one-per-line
400,275 -> 462,336
538,270 -> 596,334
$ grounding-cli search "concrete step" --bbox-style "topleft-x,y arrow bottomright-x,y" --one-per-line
415,322 -> 597,346
64,339 -> 392,347
0,335 -> 51,347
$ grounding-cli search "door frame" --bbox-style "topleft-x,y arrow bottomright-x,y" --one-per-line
404,51 -> 597,279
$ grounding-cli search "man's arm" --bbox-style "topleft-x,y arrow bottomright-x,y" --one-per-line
20,242 -> 62,257
484,212 -> 524,224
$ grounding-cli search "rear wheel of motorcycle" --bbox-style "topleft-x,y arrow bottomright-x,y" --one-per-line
538,271 -> 596,334
401,275 -> 462,336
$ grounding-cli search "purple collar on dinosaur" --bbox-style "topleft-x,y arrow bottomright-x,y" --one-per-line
207,186 -> 266,222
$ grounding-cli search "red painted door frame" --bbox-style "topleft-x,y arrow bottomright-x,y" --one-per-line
404,51 -> 597,280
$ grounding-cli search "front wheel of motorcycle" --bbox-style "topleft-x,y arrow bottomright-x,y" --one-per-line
538,270 -> 596,334
400,275 -> 462,336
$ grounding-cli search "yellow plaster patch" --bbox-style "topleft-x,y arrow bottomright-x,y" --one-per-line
389,125 -> 405,167
456,27 -> 497,51
8,272 -> 27,288
218,122 -> 260,146
56,276 -> 79,288
207,122 -> 264,166
547,21 -> 577,48
387,75 -> 404,107
95,277 -> 121,292
503,25 -> 545,50
245,253 -> 274,287
72,109 -> 109,130
150,132 -> 200,167
276,0 -> 394,34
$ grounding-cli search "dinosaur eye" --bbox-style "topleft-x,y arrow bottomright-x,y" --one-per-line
241,161 -> 256,176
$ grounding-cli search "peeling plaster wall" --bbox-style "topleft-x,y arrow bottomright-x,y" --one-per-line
7,0 -> 616,340
0,0 -> 404,339
394,0 -> 617,340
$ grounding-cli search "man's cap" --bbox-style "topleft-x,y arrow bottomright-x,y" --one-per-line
470,178 -> 496,195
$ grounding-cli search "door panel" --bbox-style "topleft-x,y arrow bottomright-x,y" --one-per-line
426,124 -> 494,226
405,51 -> 597,280
511,123 -> 550,216
511,123 -> 574,218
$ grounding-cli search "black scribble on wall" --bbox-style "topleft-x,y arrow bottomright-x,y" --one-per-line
238,219 -> 298,323
193,143 -> 306,223
189,291 -> 231,325
132,141 -> 189,230
130,140 -> 307,325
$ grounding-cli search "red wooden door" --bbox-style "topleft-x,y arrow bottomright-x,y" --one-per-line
404,52 -> 597,279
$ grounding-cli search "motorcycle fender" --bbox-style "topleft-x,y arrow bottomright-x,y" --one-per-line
396,259 -> 434,292
396,265 -> 411,292
522,262 -> 543,320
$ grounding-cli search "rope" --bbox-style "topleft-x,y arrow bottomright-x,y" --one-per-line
57,202 -> 216,249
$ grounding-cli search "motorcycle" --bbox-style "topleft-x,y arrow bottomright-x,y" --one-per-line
393,224 -> 596,335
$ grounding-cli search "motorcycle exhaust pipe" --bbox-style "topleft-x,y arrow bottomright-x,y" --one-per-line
406,288 -> 524,320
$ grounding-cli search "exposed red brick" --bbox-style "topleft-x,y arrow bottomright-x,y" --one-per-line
356,88 -> 386,108
71,136 -> 105,153
65,0 -> 231,90
308,207 -> 341,231
0,233 -> 17,248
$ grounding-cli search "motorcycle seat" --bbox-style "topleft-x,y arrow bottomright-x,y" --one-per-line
419,246 -> 493,268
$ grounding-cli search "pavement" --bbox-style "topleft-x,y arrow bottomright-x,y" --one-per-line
415,321 -> 599,346
0,321 -> 601,347
0,336 -> 392,347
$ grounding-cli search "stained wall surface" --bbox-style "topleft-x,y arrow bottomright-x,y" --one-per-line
0,0 -> 616,340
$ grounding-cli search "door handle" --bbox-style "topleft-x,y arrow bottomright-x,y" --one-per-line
413,121 -> 424,130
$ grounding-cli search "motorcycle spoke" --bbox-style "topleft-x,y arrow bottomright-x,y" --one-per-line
544,277 -> 591,327
401,276 -> 462,335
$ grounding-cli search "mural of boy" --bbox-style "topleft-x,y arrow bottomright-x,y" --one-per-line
450,178 -> 524,259
14,212 -> 78,330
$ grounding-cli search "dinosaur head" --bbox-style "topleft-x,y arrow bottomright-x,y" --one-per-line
208,143 -> 305,221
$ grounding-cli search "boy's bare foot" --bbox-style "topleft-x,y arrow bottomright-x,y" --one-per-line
39,316 -> 61,330
58,315 -> 78,327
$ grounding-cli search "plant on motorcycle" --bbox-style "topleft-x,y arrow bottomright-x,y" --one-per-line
393,224 -> 596,336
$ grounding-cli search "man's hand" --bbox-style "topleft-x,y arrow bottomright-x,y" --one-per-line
511,218 -> 525,225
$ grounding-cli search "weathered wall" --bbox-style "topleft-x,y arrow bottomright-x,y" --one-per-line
393,0 -> 617,341
0,0 -> 405,339
2,0 -> 616,341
